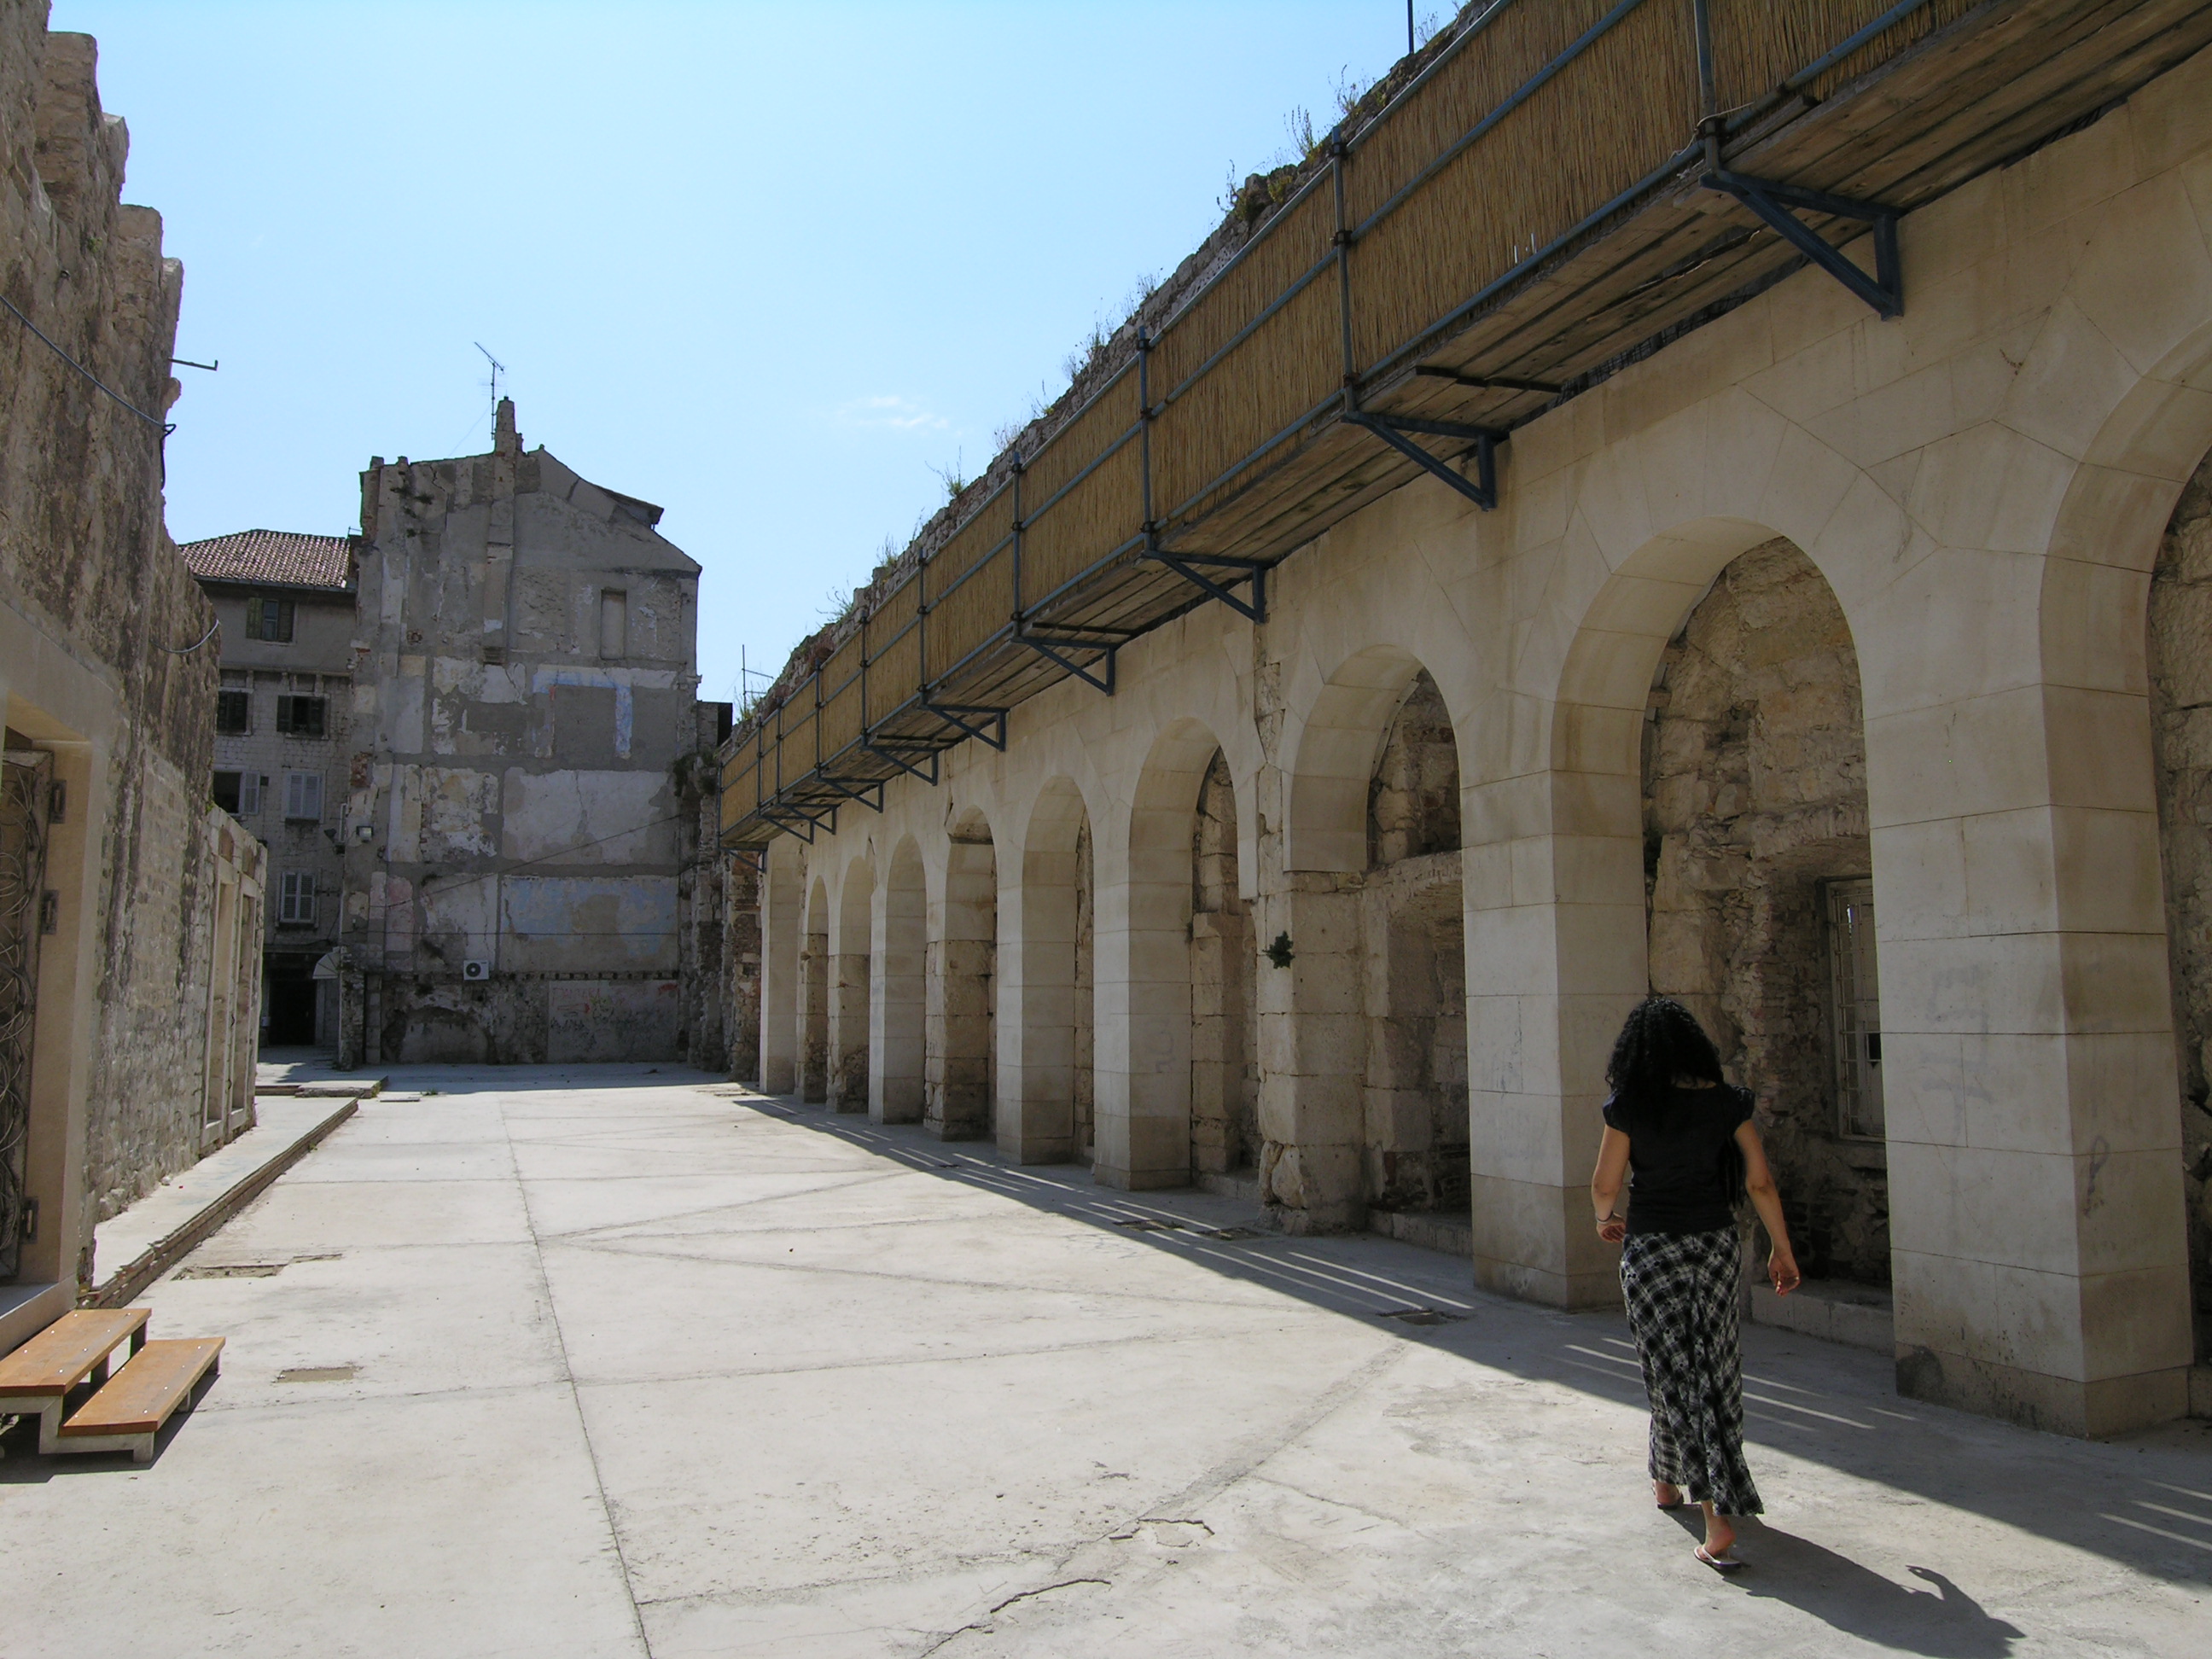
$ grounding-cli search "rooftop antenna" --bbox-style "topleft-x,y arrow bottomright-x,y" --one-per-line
474,341 -> 506,416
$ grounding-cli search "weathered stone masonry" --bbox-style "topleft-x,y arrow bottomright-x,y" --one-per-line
1,11 -> 265,1326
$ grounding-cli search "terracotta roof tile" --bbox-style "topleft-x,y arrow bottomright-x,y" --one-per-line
179,529 -> 352,591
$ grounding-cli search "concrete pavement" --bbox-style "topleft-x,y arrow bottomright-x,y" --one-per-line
3,1065 -> 2207,1656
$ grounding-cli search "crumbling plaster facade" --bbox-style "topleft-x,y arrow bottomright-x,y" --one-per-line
744,44 -> 2212,1438
0,11 -> 265,1333
344,402 -> 708,1065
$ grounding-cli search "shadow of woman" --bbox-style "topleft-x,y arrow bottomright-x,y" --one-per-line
1718,1524 -> 2026,1656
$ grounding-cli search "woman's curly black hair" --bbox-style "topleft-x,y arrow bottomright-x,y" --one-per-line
1605,995 -> 1726,1109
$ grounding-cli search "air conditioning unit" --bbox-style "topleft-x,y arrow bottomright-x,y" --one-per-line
462,959 -> 492,981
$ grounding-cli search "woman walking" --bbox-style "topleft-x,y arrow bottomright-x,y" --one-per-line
1590,996 -> 1800,1571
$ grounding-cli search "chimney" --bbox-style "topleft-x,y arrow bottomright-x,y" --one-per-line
493,397 -> 520,457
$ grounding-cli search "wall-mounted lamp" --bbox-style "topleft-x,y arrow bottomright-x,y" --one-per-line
1264,931 -> 1295,969
356,824 -> 375,843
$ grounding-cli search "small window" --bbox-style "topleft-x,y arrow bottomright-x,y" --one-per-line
245,597 -> 295,642
216,689 -> 252,735
212,770 -> 242,814
598,589 -> 627,659
1826,878 -> 1883,1139
282,771 -> 323,822
275,695 -> 328,737
278,870 -> 316,925
240,772 -> 262,816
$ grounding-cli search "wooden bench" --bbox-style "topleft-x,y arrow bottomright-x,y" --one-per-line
55,1338 -> 224,1464
0,1308 -> 149,1456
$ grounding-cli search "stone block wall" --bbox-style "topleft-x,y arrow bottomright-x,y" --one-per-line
1642,538 -> 1884,1285
1,13 -> 265,1270
2147,451 -> 2212,1365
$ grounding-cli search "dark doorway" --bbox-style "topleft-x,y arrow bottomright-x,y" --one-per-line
264,952 -> 319,1047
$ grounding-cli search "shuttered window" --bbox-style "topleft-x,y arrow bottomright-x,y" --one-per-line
275,695 -> 327,736
282,771 -> 323,822
245,597 -> 295,642
216,690 -> 251,734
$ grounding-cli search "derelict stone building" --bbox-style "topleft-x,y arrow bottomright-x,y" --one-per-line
0,12 -> 265,1336
724,2 -> 2212,1438
341,399 -> 720,1065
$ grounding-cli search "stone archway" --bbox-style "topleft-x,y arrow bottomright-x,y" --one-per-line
830,858 -> 873,1113
800,875 -> 829,1103
1643,538 -> 1885,1288
928,810 -> 996,1140
873,836 -> 926,1124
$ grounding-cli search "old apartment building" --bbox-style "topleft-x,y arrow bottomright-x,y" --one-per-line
342,400 -> 724,1065
0,13 -> 264,1337
725,2 -> 2212,1439
183,529 -> 353,1047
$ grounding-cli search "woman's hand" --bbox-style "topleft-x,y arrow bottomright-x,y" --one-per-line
1597,1216 -> 1626,1244
1768,1246 -> 1801,1296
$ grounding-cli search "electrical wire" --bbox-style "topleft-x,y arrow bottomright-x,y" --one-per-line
1,293 -> 171,430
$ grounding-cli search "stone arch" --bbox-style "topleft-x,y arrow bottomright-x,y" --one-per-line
800,873 -> 830,1103
928,806 -> 997,1140
829,855 -> 874,1112
1007,777 -> 1094,1163
1097,716 -> 1231,1190
1191,751 -> 1257,1176
1287,644 -> 1458,873
874,835 -> 926,1124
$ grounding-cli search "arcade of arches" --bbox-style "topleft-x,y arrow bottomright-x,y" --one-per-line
742,57 -> 2212,1439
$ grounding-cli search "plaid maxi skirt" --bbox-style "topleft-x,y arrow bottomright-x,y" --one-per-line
1620,1226 -> 1763,1516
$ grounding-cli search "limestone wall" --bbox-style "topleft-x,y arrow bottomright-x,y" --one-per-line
2148,451 -> 2212,1365
0,13 -> 263,1275
1643,540 -> 1883,1284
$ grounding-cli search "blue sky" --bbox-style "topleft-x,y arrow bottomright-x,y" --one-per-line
50,2 -> 1429,707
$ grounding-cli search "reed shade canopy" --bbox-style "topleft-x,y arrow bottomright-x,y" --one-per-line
724,0 -> 2212,851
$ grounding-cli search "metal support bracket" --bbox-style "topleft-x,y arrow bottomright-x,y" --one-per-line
1701,169 -> 1901,320
1017,629 -> 1118,696
1144,543 -> 1267,624
1346,410 -> 1499,510
920,701 -> 1008,752
759,803 -> 833,842
817,776 -> 886,813
862,741 -> 941,786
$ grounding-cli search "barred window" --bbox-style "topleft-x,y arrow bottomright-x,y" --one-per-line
278,870 -> 316,925
275,695 -> 327,736
216,689 -> 251,734
245,597 -> 294,642
282,771 -> 323,822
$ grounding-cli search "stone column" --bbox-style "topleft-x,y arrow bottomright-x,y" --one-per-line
1460,760 -> 1641,1309
826,947 -> 869,1112
1869,661 -> 2192,1435
1091,843 -> 1190,1190
1254,877 -> 1367,1230
870,865 -> 925,1123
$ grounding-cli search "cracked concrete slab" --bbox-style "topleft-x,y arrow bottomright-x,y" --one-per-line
5,1063 -> 2207,1656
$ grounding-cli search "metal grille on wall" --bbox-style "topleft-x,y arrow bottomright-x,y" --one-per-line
723,0 -> 2212,851
0,750 -> 51,1282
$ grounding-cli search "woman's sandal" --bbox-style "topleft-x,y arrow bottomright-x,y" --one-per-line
1695,1544 -> 1744,1572
1653,1484 -> 1686,1511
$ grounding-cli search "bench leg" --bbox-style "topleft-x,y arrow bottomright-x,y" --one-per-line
34,1398 -> 64,1456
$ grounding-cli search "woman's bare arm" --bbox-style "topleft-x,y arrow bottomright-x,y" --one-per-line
1735,1120 -> 1802,1295
1591,1126 -> 1632,1244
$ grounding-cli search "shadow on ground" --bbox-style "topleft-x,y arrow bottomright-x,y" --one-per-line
696,1080 -> 2212,1612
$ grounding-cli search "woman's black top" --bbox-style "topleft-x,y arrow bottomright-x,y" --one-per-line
1601,1083 -> 1753,1236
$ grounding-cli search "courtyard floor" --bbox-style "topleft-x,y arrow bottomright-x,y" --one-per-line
3,1065 -> 2209,1656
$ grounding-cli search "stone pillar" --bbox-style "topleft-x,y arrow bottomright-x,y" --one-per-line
1092,824 -> 1194,1190
758,852 -> 799,1095
1870,669 -> 2192,1435
1254,877 -> 1366,1230
1461,762 -> 1640,1309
